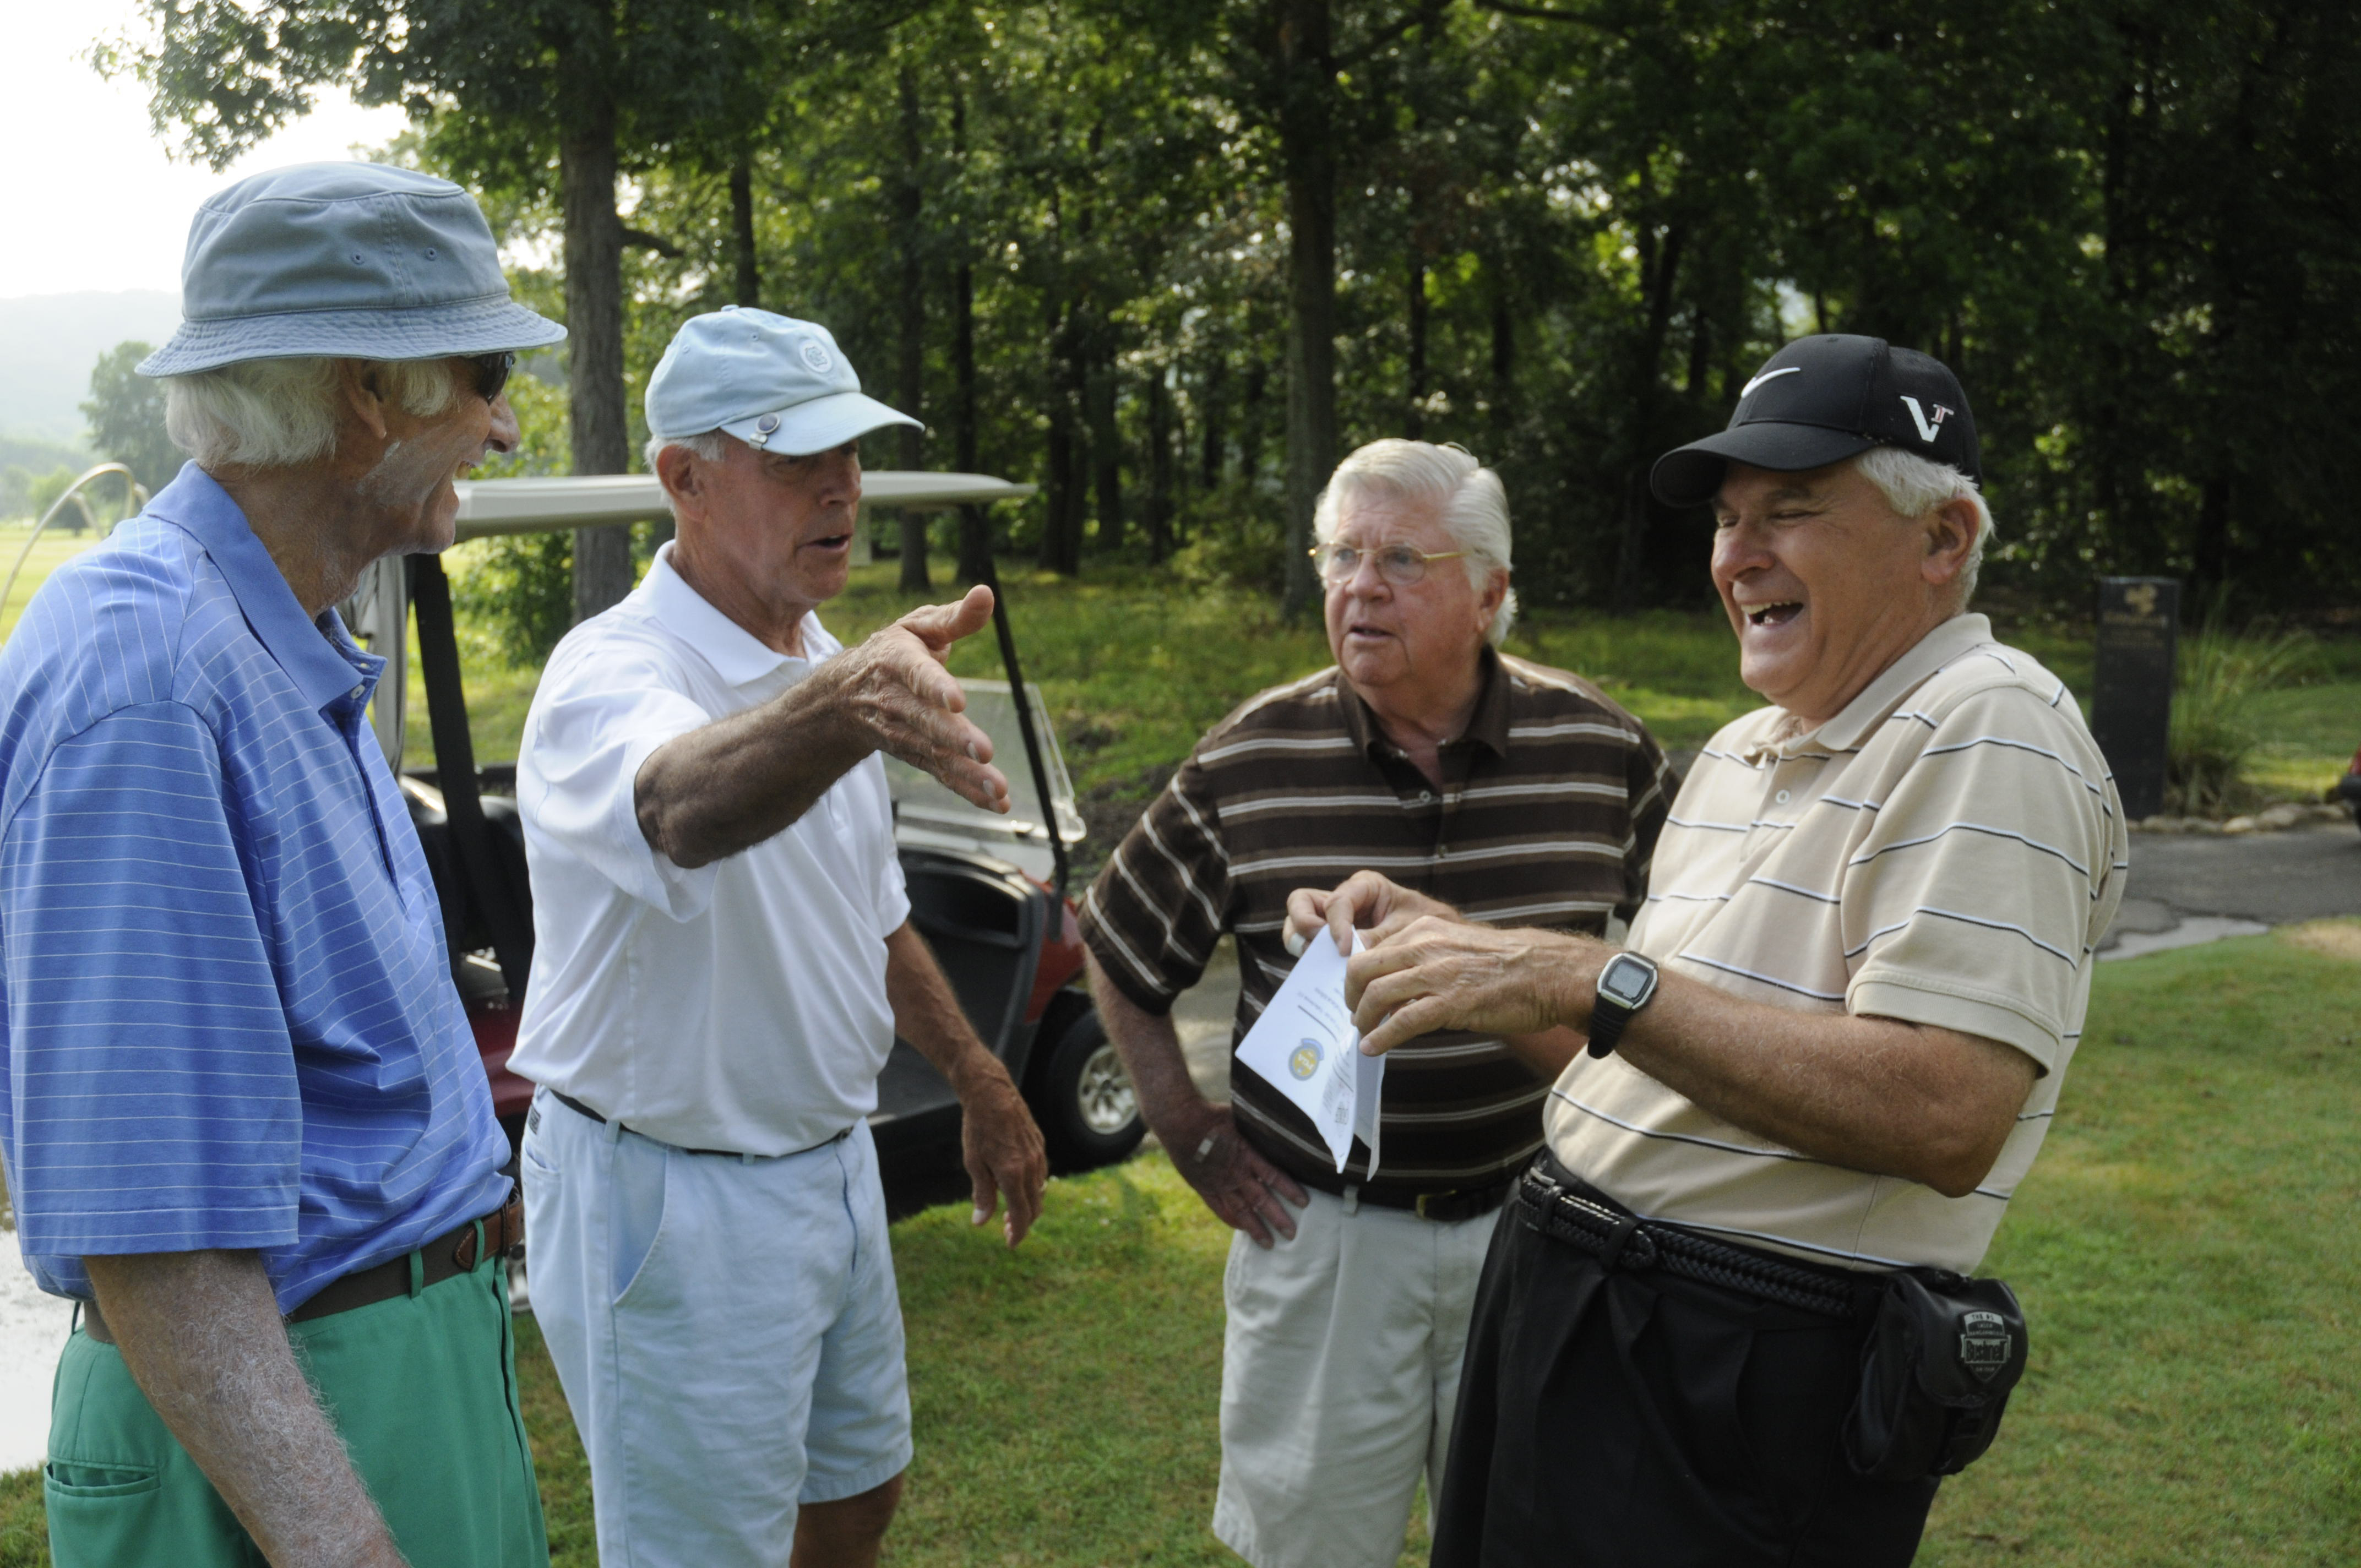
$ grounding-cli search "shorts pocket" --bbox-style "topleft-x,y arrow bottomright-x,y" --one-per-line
45,1459 -> 160,1498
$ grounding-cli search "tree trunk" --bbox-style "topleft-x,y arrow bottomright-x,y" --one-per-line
954,260 -> 991,584
1041,293 -> 1079,574
1276,0 -> 1337,618
1241,362 -> 1268,481
1147,372 -> 1176,564
1199,357 -> 1225,490
1613,224 -> 1685,609
1489,259 -> 1514,444
1406,248 -> 1428,439
560,70 -> 634,624
1086,334 -> 1123,552
729,158 -> 760,308
894,66 -> 929,594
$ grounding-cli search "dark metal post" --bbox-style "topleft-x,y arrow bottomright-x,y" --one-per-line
2091,576 -> 2180,821
976,546 -> 1070,899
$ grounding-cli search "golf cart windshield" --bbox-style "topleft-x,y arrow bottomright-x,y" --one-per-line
883,679 -> 1085,884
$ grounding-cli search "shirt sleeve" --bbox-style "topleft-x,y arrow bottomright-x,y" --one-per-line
520,638 -> 720,922
1078,752 -> 1232,1015
2,704 -> 300,1260
1840,684 -> 2117,1071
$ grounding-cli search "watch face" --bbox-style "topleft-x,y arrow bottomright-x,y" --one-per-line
1601,956 -> 1654,1006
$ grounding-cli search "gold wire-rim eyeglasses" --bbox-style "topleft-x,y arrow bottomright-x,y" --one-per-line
1309,542 -> 1468,586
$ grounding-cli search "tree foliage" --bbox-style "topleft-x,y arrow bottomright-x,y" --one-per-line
81,341 -> 181,497
121,0 -> 2361,622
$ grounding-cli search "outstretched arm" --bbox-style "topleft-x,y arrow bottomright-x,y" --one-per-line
637,587 -> 1010,868
83,1250 -> 407,1568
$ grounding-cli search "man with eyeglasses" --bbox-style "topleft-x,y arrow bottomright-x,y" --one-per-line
0,164 -> 558,1566
1081,438 -> 1675,1568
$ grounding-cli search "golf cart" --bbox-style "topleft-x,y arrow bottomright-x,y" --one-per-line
340,470 -> 1144,1179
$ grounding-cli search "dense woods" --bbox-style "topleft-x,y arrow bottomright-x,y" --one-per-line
124,0 -> 2361,625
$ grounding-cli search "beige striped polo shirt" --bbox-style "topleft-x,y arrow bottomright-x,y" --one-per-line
1543,613 -> 2128,1273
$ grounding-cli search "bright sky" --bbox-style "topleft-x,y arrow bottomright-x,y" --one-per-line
2,1 -> 410,301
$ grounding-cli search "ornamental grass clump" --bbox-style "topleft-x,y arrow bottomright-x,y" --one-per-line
2167,606 -> 2316,816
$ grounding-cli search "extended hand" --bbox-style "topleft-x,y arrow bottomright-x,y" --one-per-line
1165,1103 -> 1309,1248
960,1073 -> 1048,1247
1283,870 -> 1462,958
1347,917 -> 1603,1055
837,586 -> 1010,813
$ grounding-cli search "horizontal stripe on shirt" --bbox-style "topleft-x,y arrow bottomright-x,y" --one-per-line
1082,648 -> 1674,1204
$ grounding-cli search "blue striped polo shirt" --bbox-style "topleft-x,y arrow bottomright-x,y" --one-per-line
0,464 -> 511,1313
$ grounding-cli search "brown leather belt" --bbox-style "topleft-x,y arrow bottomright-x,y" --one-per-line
79,1188 -> 524,1347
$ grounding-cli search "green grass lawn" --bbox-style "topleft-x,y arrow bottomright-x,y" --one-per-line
9,927 -> 2354,1566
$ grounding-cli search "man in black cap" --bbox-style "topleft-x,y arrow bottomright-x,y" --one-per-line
1281,336 -> 2127,1564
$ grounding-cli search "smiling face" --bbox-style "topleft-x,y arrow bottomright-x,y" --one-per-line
355,358 -> 519,556
661,435 -> 863,649
1711,460 -> 1970,723
1321,490 -> 1504,724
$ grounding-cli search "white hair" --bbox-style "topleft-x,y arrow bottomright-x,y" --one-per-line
644,430 -> 739,519
1851,445 -> 1996,608
163,357 -> 461,469
1314,439 -> 1519,646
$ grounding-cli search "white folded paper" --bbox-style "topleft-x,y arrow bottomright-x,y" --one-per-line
1236,931 -> 1383,1175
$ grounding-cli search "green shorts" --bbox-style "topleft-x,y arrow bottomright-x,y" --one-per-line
45,1250 -> 548,1568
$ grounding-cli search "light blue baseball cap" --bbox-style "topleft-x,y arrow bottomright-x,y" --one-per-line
138,162 -> 565,378
645,307 -> 918,455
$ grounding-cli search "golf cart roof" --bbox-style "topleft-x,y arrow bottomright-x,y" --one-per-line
451,471 -> 1037,541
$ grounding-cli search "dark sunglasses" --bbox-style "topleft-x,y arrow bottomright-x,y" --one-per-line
465,351 -> 517,403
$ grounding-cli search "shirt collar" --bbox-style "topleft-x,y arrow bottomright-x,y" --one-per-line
1336,643 -> 1511,759
149,464 -> 377,712
1745,612 -> 1996,763
639,542 -> 830,687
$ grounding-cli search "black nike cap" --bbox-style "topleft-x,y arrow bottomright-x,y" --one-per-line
1650,334 -> 1981,509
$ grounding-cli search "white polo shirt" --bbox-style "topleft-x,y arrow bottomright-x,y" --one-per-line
508,545 -> 911,1156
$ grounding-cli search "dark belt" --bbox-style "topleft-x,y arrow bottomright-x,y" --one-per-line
547,1089 -> 851,1159
1516,1156 -> 1866,1319
1354,1174 -> 1516,1224
80,1188 -> 524,1347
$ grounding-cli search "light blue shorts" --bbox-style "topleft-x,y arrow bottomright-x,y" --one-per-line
521,1090 -> 911,1567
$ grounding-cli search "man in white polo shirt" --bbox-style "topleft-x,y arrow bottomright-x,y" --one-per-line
510,306 -> 1048,1568
1292,336 -> 2126,1565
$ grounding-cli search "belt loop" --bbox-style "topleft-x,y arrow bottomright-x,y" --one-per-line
471,1217 -> 488,1272
406,1249 -> 425,1300
1598,1211 -> 1644,1273
70,1299 -> 82,1337
1342,1183 -> 1360,1217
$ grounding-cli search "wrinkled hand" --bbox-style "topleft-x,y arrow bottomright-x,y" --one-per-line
1346,917 -> 1603,1055
1165,1102 -> 1308,1248
1283,870 -> 1462,959
960,1072 -> 1048,1247
837,585 -> 1010,813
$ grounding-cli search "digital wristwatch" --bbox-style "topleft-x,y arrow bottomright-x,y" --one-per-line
1585,951 -> 1661,1059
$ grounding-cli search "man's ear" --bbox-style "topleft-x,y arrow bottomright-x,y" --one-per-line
338,360 -> 392,444
1919,497 -> 1978,589
1476,566 -> 1509,629
655,443 -> 707,525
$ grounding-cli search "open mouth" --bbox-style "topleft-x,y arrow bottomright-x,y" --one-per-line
1743,601 -> 1803,628
807,532 -> 853,553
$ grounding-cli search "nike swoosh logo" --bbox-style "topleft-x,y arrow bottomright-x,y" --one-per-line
1742,366 -> 1801,399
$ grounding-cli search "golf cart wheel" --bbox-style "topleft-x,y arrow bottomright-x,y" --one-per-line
1025,992 -> 1146,1172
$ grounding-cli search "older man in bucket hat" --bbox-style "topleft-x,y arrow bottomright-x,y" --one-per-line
509,305 -> 1048,1568
0,162 -> 560,1567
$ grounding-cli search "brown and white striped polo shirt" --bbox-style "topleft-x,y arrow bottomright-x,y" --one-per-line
1544,613 -> 2128,1273
1083,646 -> 1674,1205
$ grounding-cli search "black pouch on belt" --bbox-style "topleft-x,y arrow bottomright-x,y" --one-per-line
1842,1268 -> 2028,1482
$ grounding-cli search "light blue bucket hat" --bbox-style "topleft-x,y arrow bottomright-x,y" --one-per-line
137,162 -> 565,377
646,307 -> 918,456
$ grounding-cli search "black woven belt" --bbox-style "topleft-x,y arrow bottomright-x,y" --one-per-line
1516,1160 -> 1862,1319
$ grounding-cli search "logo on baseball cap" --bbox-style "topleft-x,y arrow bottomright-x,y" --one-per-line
645,306 -> 917,456
1650,335 -> 1980,509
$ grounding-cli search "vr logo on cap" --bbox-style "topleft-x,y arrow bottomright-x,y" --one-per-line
1900,396 -> 1955,444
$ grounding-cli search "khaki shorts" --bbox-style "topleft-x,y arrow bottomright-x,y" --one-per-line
1212,1186 -> 1498,1568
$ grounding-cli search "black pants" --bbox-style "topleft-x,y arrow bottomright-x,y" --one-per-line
1432,1172 -> 1939,1567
